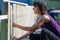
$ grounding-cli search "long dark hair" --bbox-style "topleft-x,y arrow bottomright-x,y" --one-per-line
33,1 -> 47,15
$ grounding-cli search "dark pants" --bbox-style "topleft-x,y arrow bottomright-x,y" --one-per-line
29,28 -> 60,40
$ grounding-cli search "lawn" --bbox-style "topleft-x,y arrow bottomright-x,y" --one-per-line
0,23 -> 8,40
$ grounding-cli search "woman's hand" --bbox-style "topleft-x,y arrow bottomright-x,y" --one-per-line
13,23 -> 19,28
13,37 -> 21,40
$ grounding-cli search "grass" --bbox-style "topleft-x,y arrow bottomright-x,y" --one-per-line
0,24 -> 2,40
0,23 -> 8,40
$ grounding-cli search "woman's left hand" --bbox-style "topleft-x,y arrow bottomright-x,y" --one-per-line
13,23 -> 19,28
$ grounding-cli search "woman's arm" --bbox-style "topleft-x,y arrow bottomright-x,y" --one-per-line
13,17 -> 44,32
13,14 -> 51,32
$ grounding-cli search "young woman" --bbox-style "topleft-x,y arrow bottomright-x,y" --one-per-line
13,1 -> 60,40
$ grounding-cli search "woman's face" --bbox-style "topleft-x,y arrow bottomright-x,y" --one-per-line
33,5 -> 40,14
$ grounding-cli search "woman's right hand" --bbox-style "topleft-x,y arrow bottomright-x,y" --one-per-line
13,37 -> 21,40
